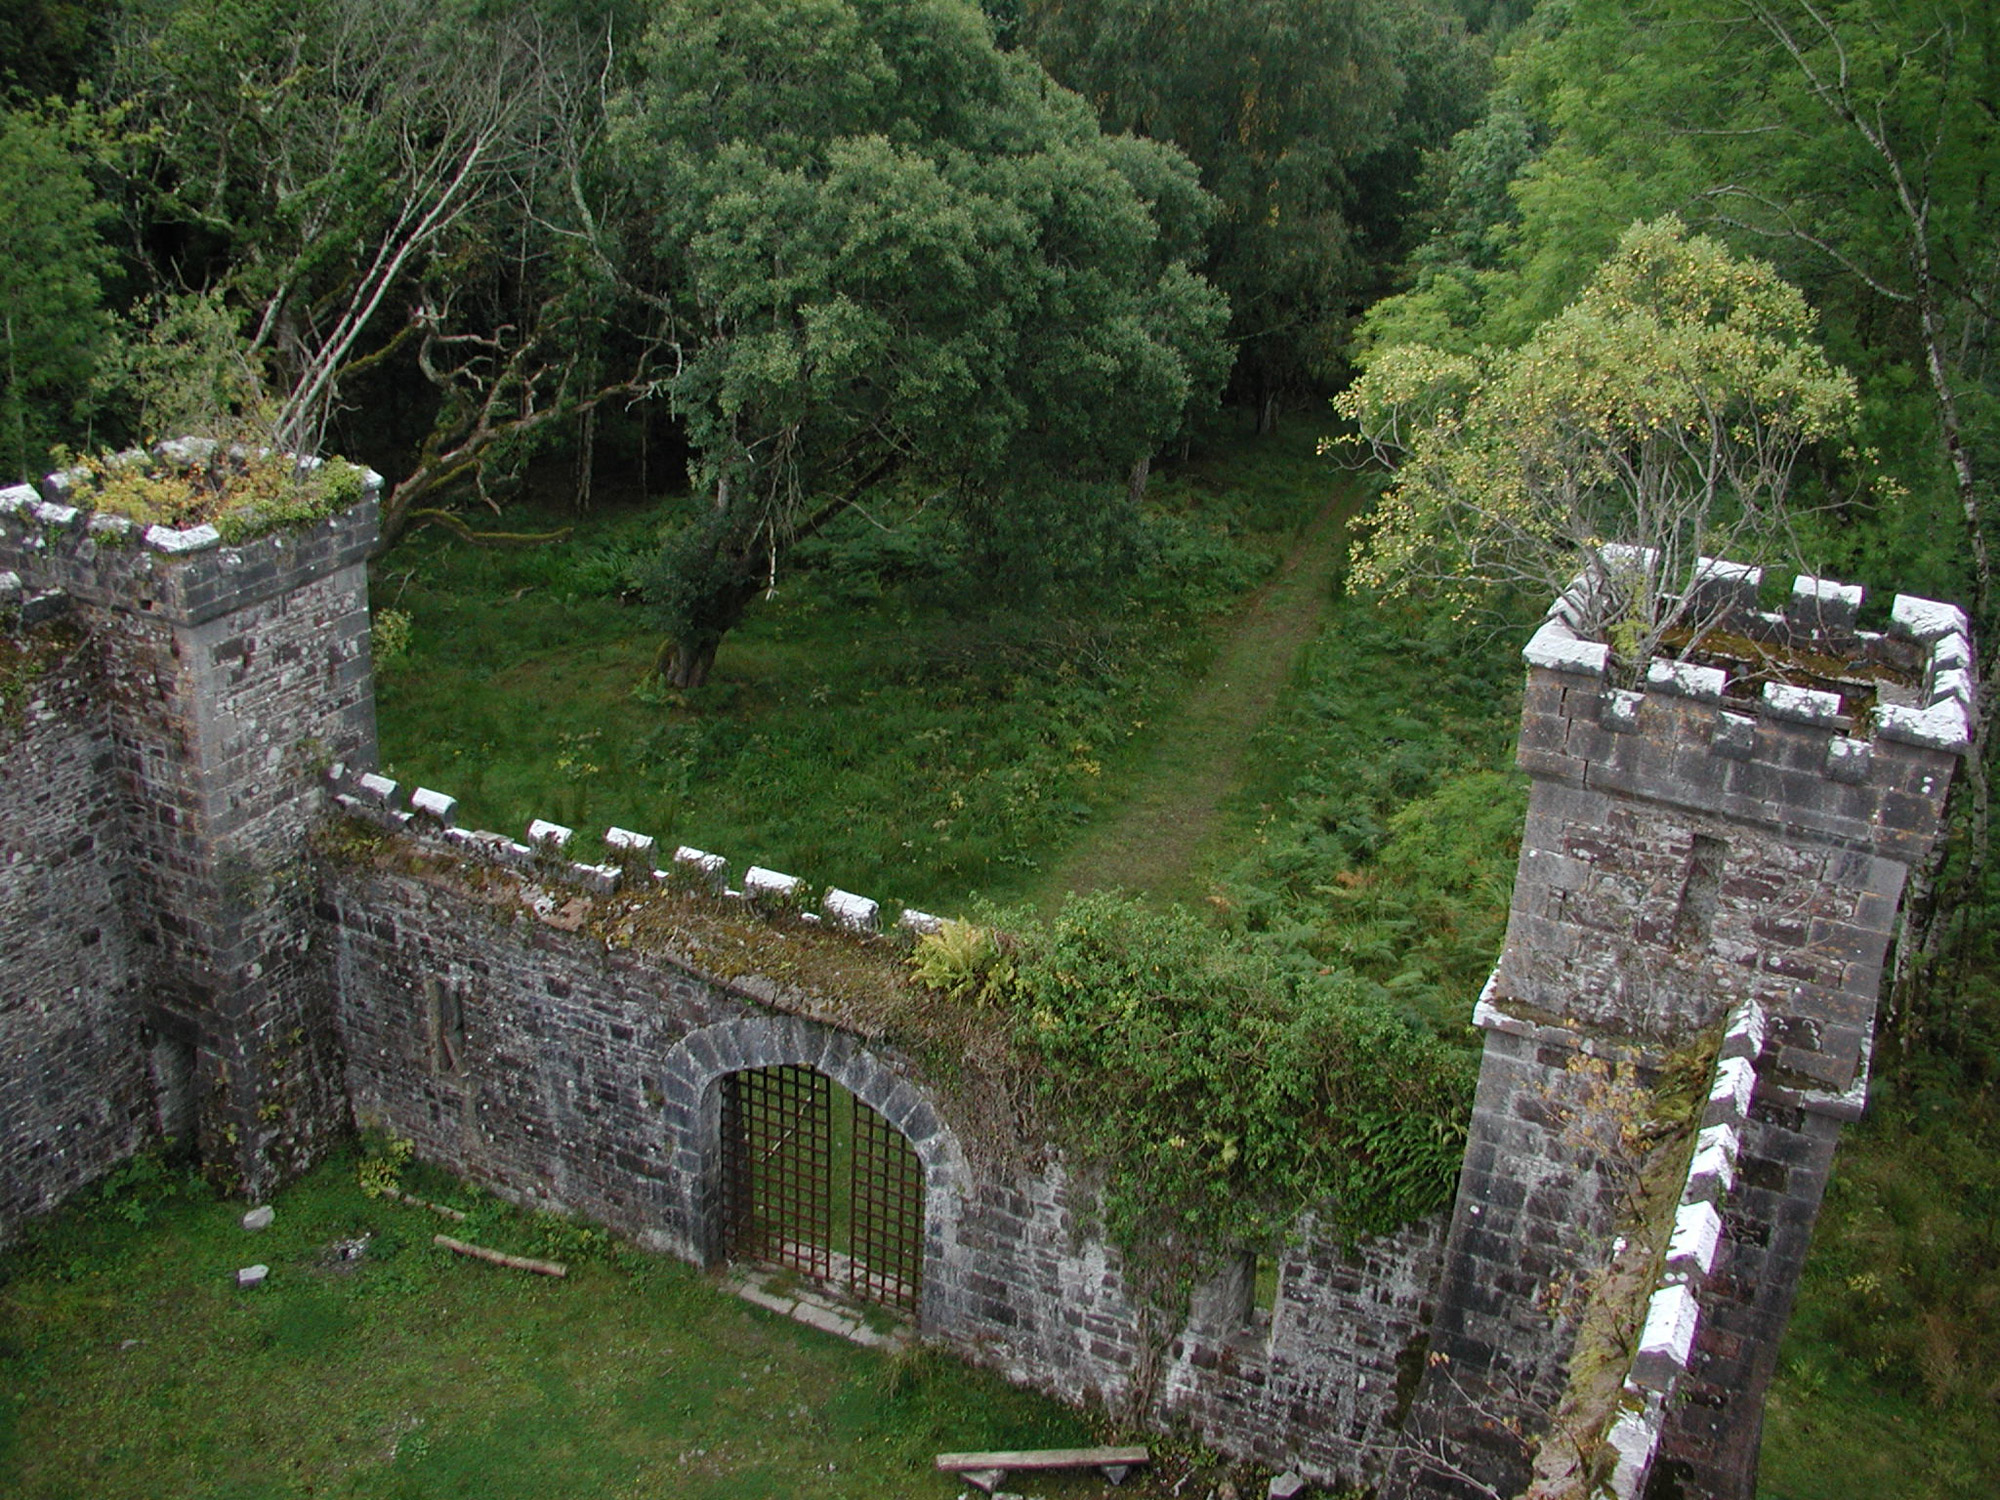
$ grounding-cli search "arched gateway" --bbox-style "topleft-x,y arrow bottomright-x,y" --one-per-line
657,1015 -> 967,1325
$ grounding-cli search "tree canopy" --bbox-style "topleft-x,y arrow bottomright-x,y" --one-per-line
0,103 -> 111,481
1339,217 -> 1856,664
98,0 -> 654,534
1359,0 -> 1999,624
1021,0 -> 1488,426
621,0 -> 1230,685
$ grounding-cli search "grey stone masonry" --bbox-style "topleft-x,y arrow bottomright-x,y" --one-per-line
0,457 -> 382,1199
1599,1000 -> 1763,1500
1386,565 -> 1968,1500
5,486 -> 1968,1495
0,616 -> 154,1240
317,800 -> 1452,1487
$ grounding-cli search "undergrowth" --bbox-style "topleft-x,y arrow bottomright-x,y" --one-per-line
373,433 -> 1312,914
1217,593 -> 1530,1036
964,894 -> 1476,1299
1759,1075 -> 2000,1500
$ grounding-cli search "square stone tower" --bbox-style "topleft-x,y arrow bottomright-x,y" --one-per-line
1385,564 -> 1971,1499
0,450 -> 380,1198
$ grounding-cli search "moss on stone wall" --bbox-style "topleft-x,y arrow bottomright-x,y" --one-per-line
58,444 -> 370,543
0,618 -> 87,738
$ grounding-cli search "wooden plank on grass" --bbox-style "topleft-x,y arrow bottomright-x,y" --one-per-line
433,1234 -> 568,1278
935,1446 -> 1149,1472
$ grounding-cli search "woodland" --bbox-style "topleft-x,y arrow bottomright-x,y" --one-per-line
1,1 -> 1997,1496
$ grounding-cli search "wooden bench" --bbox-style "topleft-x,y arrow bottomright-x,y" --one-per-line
935,1445 -> 1150,1492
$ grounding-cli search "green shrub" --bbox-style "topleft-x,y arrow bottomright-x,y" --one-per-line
912,892 -> 1476,1296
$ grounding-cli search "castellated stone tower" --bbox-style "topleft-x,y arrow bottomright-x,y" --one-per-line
0,455 -> 379,1202
1385,565 -> 1971,1500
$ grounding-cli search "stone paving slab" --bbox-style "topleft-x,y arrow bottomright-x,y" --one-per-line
721,1267 -> 914,1351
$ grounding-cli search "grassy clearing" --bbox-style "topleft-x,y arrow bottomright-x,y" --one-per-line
1213,592 -> 1530,1038
1758,1086 -> 2000,1500
1028,482 -> 1359,909
374,430 -> 1325,917
0,1153 -> 1206,1500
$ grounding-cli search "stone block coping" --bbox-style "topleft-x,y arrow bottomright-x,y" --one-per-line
323,768 -> 945,979
1522,557 -> 1974,756
1632,1283 -> 1701,1391
1598,997 -> 1761,1497
409,787 -> 457,824
526,819 -> 573,850
744,866 -> 801,900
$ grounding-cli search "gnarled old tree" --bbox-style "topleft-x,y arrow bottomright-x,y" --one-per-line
1336,217 -> 1857,672
621,0 -> 1230,688
107,0 -> 656,541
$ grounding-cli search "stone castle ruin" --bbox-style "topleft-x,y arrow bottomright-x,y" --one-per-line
0,461 -> 1973,1498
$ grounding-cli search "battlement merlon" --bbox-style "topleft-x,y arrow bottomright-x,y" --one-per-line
0,474 -> 382,628
1517,564 -> 1970,865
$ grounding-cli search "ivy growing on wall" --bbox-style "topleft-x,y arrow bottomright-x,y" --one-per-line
920,892 -> 1476,1296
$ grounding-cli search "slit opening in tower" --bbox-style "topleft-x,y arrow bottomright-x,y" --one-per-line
1673,833 -> 1728,950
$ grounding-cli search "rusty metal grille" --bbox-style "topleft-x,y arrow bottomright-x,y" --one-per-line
721,1065 -> 832,1282
849,1093 -> 924,1313
719,1066 -> 925,1315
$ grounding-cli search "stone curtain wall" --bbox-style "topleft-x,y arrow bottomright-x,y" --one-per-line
0,465 -> 1971,1500
0,470 -> 381,1199
1386,571 -> 1970,1500
1597,999 -> 1765,1500
1162,1216 -> 1446,1482
319,797 -> 1443,1488
1651,1051 -> 1853,1494
0,592 -> 155,1236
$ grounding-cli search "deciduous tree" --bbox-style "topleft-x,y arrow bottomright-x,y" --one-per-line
622,0 -> 1229,687
1337,217 -> 1856,669
105,0 -> 656,537
0,103 -> 111,480
1022,0 -> 1486,428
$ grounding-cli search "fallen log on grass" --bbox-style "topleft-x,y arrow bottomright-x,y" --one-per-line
383,1186 -> 468,1221
433,1234 -> 567,1278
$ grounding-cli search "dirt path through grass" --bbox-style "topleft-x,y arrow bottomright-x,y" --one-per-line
1032,481 -> 1360,908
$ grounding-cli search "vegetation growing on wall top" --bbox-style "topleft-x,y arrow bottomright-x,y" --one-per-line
54,444 -> 371,543
322,800 -> 1473,1294
915,892 -> 1476,1293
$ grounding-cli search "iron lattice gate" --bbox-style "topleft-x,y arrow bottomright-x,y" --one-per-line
720,1065 -> 924,1314
849,1088 -> 925,1311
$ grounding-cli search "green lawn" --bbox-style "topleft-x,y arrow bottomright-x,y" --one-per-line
372,431 -> 1318,917
0,1155 -> 1182,1500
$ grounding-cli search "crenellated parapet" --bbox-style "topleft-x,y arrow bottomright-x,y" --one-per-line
0,450 -> 383,628
1520,565 -> 1968,858
325,764 -> 945,943
1501,564 -> 1968,1088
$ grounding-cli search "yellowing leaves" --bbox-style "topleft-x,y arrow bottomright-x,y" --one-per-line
1332,217 -> 1857,660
